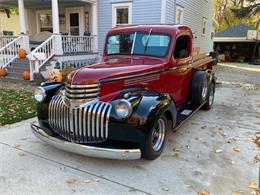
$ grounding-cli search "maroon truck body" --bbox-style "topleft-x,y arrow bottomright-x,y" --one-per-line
32,25 -> 216,160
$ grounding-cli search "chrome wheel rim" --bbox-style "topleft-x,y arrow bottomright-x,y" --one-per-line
152,118 -> 166,152
202,81 -> 208,99
208,87 -> 214,106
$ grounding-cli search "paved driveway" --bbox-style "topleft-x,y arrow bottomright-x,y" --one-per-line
0,63 -> 259,195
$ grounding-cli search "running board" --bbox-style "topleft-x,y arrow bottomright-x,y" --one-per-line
173,102 -> 206,131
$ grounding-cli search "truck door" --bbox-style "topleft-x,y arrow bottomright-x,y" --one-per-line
167,34 -> 193,105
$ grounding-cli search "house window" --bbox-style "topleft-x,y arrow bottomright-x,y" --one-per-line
175,5 -> 184,24
37,11 -> 53,33
202,17 -> 207,36
112,3 -> 132,27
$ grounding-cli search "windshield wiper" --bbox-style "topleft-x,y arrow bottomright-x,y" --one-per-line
144,28 -> 153,54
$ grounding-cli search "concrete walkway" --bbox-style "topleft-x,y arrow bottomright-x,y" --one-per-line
0,64 -> 259,195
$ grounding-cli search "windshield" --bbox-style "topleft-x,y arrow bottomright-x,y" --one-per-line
106,32 -> 171,57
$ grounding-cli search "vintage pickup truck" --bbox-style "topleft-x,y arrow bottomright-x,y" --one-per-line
31,24 -> 216,160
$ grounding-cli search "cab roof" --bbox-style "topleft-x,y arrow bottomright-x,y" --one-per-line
108,24 -> 192,37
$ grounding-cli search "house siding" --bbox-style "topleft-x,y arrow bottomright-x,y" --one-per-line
97,0 -> 161,53
175,0 -> 214,53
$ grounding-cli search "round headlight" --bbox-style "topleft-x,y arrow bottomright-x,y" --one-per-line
115,99 -> 132,118
34,87 -> 46,103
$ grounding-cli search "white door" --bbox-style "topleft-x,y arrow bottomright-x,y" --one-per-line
66,7 -> 84,36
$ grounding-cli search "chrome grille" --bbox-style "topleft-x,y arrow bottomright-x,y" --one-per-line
65,83 -> 100,106
48,95 -> 112,143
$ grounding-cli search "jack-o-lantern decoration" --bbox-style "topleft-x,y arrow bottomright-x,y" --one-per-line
22,70 -> 30,80
49,69 -> 63,82
18,48 -> 27,59
0,68 -> 7,77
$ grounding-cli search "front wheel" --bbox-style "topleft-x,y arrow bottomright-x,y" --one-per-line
142,115 -> 167,160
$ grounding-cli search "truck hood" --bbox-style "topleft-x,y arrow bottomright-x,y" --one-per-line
67,57 -> 166,85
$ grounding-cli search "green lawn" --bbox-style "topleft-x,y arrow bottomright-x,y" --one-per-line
0,88 -> 37,126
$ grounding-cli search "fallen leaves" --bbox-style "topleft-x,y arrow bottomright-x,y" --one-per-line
254,154 -> 260,162
232,192 -> 239,195
0,88 -> 37,125
66,177 -> 77,184
218,128 -> 226,137
83,179 -> 91,184
162,187 -> 169,191
233,146 -> 241,152
227,138 -> 236,144
17,152 -> 27,157
215,149 -> 223,153
198,190 -> 209,195
253,134 -> 260,148
12,144 -> 21,148
173,147 -> 180,157
249,181 -> 257,189
195,137 -> 204,143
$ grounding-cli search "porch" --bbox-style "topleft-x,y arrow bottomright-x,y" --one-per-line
0,0 -> 98,81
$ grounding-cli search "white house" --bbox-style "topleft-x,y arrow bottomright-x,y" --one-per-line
0,0 -> 214,81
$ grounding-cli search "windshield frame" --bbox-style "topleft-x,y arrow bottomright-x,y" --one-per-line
104,31 -> 172,58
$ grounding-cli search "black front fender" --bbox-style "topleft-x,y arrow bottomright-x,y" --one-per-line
108,89 -> 176,143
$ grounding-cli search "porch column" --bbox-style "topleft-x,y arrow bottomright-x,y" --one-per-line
18,0 -> 26,34
18,0 -> 30,53
91,2 -> 98,52
52,0 -> 60,34
51,0 -> 63,55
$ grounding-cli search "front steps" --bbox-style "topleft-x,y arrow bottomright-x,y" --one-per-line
2,58 -> 31,84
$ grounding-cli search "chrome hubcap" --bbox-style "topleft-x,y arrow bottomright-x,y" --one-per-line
202,81 -> 208,99
209,87 -> 214,106
152,118 -> 166,152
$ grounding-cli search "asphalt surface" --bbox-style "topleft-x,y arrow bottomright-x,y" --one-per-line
0,63 -> 259,195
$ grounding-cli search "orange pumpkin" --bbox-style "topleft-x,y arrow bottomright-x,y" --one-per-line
22,70 -> 30,80
49,69 -> 63,82
18,48 -> 27,58
0,68 -> 7,77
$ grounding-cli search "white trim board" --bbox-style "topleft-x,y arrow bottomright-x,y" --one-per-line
161,0 -> 166,24
213,37 -> 256,42
65,7 -> 85,36
112,2 -> 132,27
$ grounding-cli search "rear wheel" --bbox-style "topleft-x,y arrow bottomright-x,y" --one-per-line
191,71 -> 208,107
202,82 -> 215,110
142,115 -> 167,160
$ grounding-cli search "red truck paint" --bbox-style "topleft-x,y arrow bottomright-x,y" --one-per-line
67,24 -> 213,106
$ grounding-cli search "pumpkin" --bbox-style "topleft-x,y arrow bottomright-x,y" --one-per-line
0,68 -> 7,77
22,70 -> 30,80
49,69 -> 63,82
18,48 -> 27,58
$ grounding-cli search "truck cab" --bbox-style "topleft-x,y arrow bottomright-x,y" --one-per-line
32,25 -> 216,160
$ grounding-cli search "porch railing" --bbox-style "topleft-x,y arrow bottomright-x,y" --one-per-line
0,36 -> 18,48
28,35 -> 55,80
0,36 -> 22,68
62,35 -> 95,54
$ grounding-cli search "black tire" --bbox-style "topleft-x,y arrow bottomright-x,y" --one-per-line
191,71 -> 208,107
202,82 -> 215,110
142,115 -> 167,160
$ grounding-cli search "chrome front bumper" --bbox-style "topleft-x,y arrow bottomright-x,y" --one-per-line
31,123 -> 141,160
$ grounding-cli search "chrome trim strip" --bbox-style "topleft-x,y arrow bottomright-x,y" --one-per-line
92,103 -> 100,139
66,83 -> 100,88
31,123 -> 141,160
66,88 -> 99,93
105,105 -> 112,138
101,104 -> 108,138
65,93 -> 99,98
